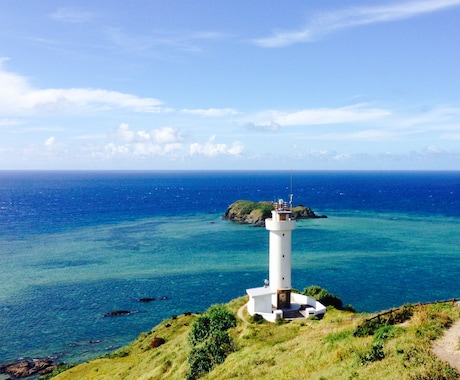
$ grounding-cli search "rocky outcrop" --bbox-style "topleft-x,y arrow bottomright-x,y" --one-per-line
139,297 -> 156,302
104,310 -> 134,317
223,200 -> 326,226
1,358 -> 62,378
291,205 -> 327,220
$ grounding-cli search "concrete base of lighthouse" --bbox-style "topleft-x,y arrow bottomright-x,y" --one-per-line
246,287 -> 326,323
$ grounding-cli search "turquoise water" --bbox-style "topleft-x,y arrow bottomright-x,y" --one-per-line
0,171 -> 459,365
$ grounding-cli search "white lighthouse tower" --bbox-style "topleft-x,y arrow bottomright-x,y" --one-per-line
246,198 -> 326,321
266,199 -> 295,309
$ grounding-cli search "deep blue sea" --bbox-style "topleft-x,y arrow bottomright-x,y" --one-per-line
1,171 -> 459,366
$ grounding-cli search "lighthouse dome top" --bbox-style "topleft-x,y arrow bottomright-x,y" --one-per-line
275,198 -> 291,211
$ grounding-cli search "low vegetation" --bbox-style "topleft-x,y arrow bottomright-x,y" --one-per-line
49,293 -> 460,380
300,285 -> 354,311
187,304 -> 236,379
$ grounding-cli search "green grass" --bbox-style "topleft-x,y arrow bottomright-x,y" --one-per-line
52,297 -> 460,380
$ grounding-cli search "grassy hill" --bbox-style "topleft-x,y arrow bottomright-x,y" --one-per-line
51,296 -> 460,380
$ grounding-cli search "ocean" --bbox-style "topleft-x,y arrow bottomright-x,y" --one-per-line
0,170 -> 459,365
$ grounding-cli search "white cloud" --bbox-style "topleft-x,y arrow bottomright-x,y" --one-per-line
151,127 -> 183,143
253,0 -> 460,47
100,141 -> 184,158
0,62 -> 164,115
116,123 -> 135,143
100,124 -> 185,158
304,129 -> 403,141
44,136 -> 56,147
50,7 -> 95,23
105,27 -> 228,54
103,143 -> 130,156
189,135 -> 243,157
227,141 -> 244,155
255,104 -> 391,127
114,123 -> 183,144
180,108 -> 239,117
394,105 -> 460,129
245,121 -> 281,132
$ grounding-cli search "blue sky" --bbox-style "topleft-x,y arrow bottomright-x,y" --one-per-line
1,0 -> 460,170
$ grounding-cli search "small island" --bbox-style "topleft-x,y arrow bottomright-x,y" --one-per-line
223,199 -> 327,226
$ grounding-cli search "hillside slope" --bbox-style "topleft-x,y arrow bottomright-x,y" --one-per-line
54,297 -> 460,380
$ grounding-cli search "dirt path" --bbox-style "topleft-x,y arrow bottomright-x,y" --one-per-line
432,320 -> 460,372
237,302 -> 249,325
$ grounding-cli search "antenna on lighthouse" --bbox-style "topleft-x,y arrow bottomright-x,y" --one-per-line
289,169 -> 293,210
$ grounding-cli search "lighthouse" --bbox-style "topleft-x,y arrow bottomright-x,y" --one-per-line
246,198 -> 326,321
266,199 -> 295,309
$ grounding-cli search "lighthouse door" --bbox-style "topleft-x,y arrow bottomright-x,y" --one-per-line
277,289 -> 291,309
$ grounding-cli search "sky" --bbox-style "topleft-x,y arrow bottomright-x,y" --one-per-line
1,0 -> 460,170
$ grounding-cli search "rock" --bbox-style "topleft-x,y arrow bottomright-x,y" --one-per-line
139,297 -> 156,302
291,205 -> 327,220
150,337 -> 165,348
1,358 -> 61,378
223,200 -> 326,226
104,310 -> 132,317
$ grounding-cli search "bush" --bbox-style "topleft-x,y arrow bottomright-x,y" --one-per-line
187,305 -> 236,379
189,315 -> 211,346
374,325 -> 397,341
354,305 -> 414,337
38,364 -> 76,380
357,341 -> 385,365
250,313 -> 265,324
189,305 -> 236,346
104,348 -> 130,359
302,285 -> 344,310
207,304 -> 237,332
187,346 -> 214,380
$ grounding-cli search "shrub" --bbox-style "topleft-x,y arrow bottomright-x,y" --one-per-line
374,325 -> 397,341
207,304 -> 237,332
205,330 -> 234,365
104,348 -> 130,359
189,315 -> 211,346
357,341 -> 385,365
187,331 -> 235,380
38,364 -> 76,380
189,305 -> 236,346
302,285 -> 344,310
187,304 -> 237,379
250,313 -> 265,324
354,305 -> 414,337
187,346 -> 214,380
